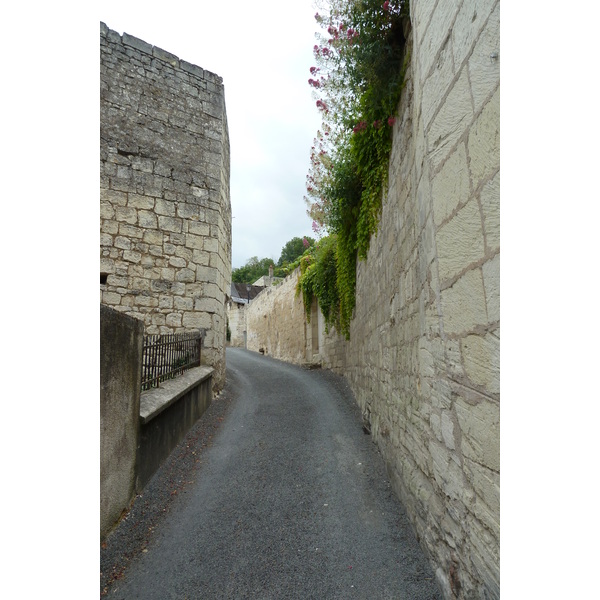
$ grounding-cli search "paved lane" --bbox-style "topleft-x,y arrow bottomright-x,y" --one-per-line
107,348 -> 441,599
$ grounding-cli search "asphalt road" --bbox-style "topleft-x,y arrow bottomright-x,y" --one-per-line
104,347 -> 441,599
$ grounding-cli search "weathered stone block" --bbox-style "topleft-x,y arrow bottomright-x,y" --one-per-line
174,296 -> 194,311
119,224 -> 143,239
185,233 -> 203,250
102,220 -> 119,235
182,311 -> 211,329
115,206 -> 138,224
160,267 -> 175,281
127,193 -> 155,209
441,410 -> 456,450
158,295 -> 173,309
100,233 -> 113,247
169,256 -> 187,268
451,0 -> 493,68
482,253 -> 499,323
440,268 -> 488,335
436,198 -> 485,283
196,265 -> 217,284
429,439 -> 463,501
154,198 -> 177,217
176,268 -> 196,283
189,222 -> 210,237
461,332 -> 499,394
427,68 -> 474,171
415,0 -> 457,79
195,297 -> 221,314
114,236 -> 131,250
421,32 -> 455,129
166,312 -> 182,327
467,2 -> 500,114
455,396 -> 499,472
158,216 -> 183,233
431,143 -> 470,228
142,229 -> 163,245
122,250 -> 142,263
203,237 -> 218,253
480,170 -> 499,253
102,291 -> 121,305
138,210 -> 158,229
468,88 -> 499,191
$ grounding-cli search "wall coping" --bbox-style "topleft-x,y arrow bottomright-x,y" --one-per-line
140,366 -> 214,425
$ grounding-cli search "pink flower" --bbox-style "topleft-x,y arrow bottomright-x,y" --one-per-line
353,120 -> 367,133
387,116 -> 396,126
383,1 -> 390,10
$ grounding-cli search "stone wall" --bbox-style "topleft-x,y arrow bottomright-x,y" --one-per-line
246,274 -> 317,364
100,305 -> 143,541
227,301 -> 247,348
244,1 -> 500,597
100,22 -> 231,391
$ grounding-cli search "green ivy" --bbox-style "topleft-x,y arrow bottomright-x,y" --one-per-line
296,235 -> 342,334
302,0 -> 410,338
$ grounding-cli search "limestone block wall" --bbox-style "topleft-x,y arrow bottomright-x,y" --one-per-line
100,23 -> 231,391
322,2 -> 499,597
246,273 -> 311,364
227,301 -> 247,348
244,1 -> 499,597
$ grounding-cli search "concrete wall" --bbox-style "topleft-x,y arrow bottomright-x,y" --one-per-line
136,366 -> 213,491
100,22 -> 231,391
100,305 -> 143,541
244,2 -> 500,597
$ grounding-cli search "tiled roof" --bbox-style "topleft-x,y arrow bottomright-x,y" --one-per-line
230,282 -> 264,304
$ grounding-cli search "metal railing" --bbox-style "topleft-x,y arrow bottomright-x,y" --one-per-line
141,331 -> 203,391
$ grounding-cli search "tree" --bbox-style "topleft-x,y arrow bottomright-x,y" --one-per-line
231,256 -> 275,284
278,236 -> 315,267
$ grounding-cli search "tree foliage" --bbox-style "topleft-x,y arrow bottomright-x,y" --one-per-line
231,257 -> 278,284
278,236 -> 315,267
232,236 -> 315,284
301,0 -> 409,338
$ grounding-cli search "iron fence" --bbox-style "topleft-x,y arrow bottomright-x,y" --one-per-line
141,331 -> 203,391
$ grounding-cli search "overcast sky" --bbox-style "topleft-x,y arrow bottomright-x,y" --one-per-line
100,0 -> 323,269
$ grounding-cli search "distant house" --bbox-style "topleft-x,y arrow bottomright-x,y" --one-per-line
227,282 -> 264,348
252,264 -> 283,288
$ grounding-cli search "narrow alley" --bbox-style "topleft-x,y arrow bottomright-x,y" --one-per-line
101,348 -> 441,599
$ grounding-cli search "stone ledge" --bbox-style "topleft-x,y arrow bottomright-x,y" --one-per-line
140,365 -> 213,424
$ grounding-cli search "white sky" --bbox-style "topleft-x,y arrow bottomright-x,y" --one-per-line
100,0 -> 323,269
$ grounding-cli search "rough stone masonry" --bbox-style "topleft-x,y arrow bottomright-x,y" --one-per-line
100,23 -> 231,391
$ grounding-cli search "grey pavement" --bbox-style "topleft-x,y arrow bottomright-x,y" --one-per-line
106,347 -> 442,599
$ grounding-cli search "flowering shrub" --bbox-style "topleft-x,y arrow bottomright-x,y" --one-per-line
302,0 -> 409,337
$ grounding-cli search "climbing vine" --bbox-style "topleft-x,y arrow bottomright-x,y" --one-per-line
301,0 -> 409,338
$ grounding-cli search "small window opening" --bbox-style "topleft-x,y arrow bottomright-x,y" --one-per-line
100,273 -> 108,285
